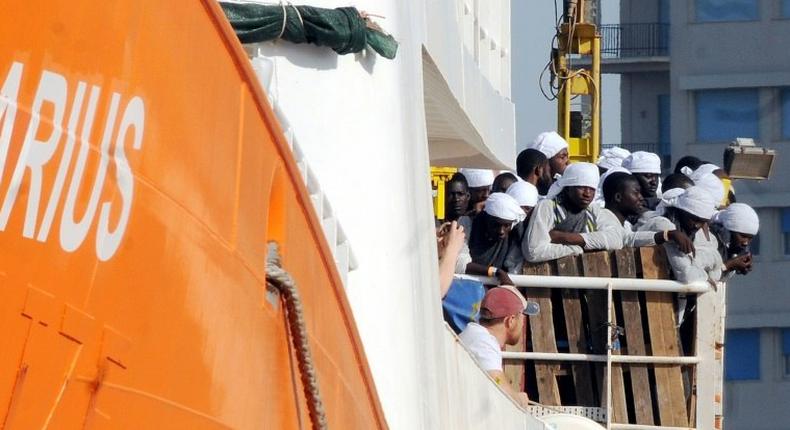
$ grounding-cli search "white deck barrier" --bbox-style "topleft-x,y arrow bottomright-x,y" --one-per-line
461,273 -> 725,430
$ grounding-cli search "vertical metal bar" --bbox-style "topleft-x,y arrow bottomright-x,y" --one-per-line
606,285 -> 615,426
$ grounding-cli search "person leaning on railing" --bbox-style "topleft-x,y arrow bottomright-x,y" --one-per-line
710,203 -> 759,281
637,186 -> 724,285
522,162 -> 623,263
459,286 -> 533,409
601,171 -> 694,251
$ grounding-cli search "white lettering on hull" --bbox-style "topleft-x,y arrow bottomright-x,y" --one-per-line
0,61 -> 145,261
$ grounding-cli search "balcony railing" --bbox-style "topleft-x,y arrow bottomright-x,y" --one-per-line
599,23 -> 669,58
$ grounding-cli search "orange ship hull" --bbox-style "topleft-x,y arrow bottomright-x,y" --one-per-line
0,1 -> 385,428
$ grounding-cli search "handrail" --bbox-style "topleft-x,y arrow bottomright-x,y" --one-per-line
459,274 -> 710,294
502,351 -> 700,365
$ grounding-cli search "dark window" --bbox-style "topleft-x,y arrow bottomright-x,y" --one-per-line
696,89 -> 759,143
696,0 -> 759,22
724,329 -> 760,381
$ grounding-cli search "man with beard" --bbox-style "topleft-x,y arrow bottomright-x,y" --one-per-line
601,172 -> 694,250
459,285 -> 533,408
523,162 -> 622,262
528,131 -> 570,181
623,151 -> 662,210
455,193 -> 525,285
458,168 -> 494,216
516,148 -> 552,196
442,173 -> 473,236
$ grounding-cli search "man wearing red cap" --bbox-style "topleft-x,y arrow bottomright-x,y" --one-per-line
459,285 -> 531,408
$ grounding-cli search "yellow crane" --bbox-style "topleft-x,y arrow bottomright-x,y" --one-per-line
553,0 -> 601,163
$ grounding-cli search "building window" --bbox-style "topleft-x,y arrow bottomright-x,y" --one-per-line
696,89 -> 760,143
783,329 -> 790,377
696,0 -> 759,22
783,208 -> 790,255
750,233 -> 760,256
725,329 -> 760,381
782,88 -> 790,140
783,0 -> 790,18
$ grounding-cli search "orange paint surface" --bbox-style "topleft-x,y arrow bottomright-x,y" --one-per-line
0,1 -> 385,428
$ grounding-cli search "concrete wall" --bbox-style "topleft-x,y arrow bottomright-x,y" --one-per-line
620,72 -> 669,145
617,0 -> 790,427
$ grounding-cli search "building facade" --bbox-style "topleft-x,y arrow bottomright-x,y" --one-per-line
610,1 -> 790,428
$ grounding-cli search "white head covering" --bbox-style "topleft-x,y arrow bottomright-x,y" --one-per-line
483,193 -> 527,224
506,181 -> 539,207
681,163 -> 720,178
546,162 -> 600,199
622,151 -> 661,174
459,168 -> 494,188
658,186 -> 716,220
529,131 -> 569,159
690,172 -> 725,207
597,147 -> 631,171
712,203 -> 760,235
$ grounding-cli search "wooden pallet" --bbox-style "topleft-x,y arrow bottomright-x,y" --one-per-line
506,247 -> 694,426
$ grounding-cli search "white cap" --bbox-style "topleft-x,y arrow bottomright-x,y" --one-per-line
483,193 -> 526,223
529,131 -> 569,159
623,151 -> 661,174
458,168 -> 494,188
713,203 -> 760,235
597,146 -> 631,170
546,162 -> 600,199
506,181 -> 539,207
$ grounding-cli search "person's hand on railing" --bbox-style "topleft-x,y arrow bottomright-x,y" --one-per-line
495,268 -> 515,286
667,230 -> 695,256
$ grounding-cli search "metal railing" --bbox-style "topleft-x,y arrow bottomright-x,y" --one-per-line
464,273 -> 714,430
599,23 -> 669,58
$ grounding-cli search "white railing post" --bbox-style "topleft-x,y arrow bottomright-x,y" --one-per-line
606,281 -> 614,430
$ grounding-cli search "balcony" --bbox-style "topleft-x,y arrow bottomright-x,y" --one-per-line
593,23 -> 670,74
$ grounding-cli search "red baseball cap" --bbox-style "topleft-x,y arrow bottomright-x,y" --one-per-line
480,285 -> 528,319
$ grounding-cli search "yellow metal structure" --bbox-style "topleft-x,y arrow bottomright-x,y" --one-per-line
555,0 -> 601,163
431,167 -> 458,220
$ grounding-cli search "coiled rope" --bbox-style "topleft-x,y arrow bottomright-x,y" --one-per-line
266,242 -> 328,430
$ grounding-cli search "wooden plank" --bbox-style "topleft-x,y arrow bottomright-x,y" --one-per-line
556,255 -> 596,406
639,246 -> 689,427
523,262 -> 561,405
582,251 -> 628,424
614,248 -> 655,425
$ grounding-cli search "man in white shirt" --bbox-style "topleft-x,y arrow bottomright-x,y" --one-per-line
523,162 -> 623,262
459,285 -> 532,408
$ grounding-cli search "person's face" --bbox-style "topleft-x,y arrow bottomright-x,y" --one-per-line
617,181 -> 646,216
445,182 -> 470,218
505,313 -> 525,345
494,177 -> 517,194
565,186 -> 595,211
549,149 -> 570,177
536,163 -> 553,193
677,210 -> 708,237
469,186 -> 491,206
486,215 -> 513,241
634,173 -> 659,198
730,232 -> 754,250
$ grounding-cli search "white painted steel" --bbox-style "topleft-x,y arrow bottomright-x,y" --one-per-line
610,425 -> 696,430
501,351 -> 701,364
243,0 -> 526,428
463,274 -> 710,293
606,282 -> 614,429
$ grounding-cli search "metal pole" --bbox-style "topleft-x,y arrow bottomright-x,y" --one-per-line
458,274 -> 710,293
501,351 -> 701,365
606,281 -> 613,430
